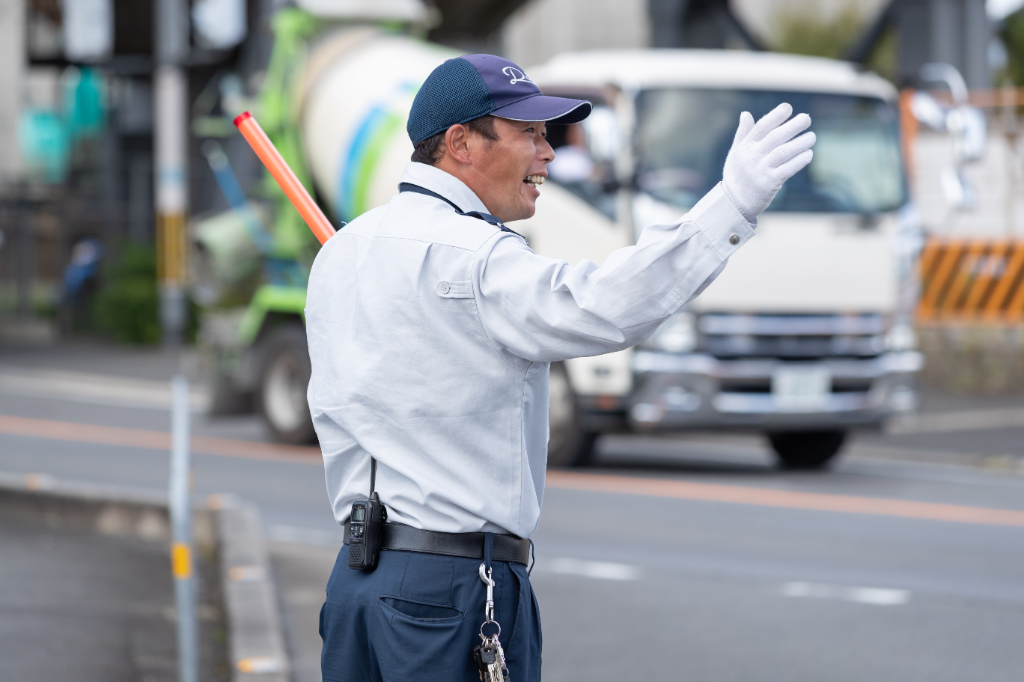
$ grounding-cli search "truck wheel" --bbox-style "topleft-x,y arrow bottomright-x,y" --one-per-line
547,362 -> 598,468
256,325 -> 316,445
768,430 -> 846,470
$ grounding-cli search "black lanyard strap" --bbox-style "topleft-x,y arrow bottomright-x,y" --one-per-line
399,182 -> 526,240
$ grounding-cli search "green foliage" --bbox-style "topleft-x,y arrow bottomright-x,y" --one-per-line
864,24 -> 898,84
92,243 -> 161,344
770,1 -> 865,59
999,9 -> 1024,86
768,1 -> 897,83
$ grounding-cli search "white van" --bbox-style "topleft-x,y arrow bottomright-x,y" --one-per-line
518,50 -> 924,468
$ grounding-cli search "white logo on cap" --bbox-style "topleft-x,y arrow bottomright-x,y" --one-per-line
502,66 -> 532,85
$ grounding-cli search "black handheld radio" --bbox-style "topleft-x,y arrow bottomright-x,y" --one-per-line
348,458 -> 386,571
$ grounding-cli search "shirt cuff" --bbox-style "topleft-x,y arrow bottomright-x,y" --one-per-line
686,182 -> 757,259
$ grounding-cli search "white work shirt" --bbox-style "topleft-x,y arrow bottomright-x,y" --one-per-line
306,162 -> 754,539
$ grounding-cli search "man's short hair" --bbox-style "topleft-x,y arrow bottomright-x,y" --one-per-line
411,115 -> 499,166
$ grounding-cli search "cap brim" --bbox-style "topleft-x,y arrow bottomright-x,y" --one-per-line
491,95 -> 592,125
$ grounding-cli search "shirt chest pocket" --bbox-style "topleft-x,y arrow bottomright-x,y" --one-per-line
435,280 -> 474,299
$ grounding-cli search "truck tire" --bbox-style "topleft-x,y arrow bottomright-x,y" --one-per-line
547,362 -> 598,468
256,324 -> 316,445
768,430 -> 846,470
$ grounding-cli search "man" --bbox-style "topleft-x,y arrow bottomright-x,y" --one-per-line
307,54 -> 814,681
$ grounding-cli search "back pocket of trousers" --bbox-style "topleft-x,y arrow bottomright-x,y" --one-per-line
376,596 -> 473,682
380,596 -> 464,623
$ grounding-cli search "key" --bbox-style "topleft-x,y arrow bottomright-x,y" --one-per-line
491,636 -> 509,680
475,563 -> 509,681
473,636 -> 507,682
473,638 -> 500,682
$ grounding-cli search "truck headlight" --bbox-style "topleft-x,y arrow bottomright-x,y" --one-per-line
885,323 -> 917,351
643,312 -> 697,353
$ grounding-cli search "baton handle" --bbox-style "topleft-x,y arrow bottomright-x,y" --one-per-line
233,111 -> 336,245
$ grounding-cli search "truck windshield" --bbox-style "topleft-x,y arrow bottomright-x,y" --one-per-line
634,88 -> 906,214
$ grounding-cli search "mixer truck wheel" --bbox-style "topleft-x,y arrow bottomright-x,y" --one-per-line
547,362 -> 598,468
768,430 -> 846,470
256,324 -> 316,445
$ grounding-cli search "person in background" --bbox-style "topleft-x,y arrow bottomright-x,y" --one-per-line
547,122 -> 595,184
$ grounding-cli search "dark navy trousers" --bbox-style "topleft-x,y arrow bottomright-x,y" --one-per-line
320,544 -> 542,681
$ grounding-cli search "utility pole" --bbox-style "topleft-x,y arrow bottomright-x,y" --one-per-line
155,0 -> 189,346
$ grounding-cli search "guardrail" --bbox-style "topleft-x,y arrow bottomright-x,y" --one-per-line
918,239 -> 1024,322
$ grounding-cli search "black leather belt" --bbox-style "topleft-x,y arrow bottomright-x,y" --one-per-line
344,522 -> 531,565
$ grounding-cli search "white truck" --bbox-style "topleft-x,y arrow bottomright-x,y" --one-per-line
198,17 -> 922,469
521,50 -> 923,468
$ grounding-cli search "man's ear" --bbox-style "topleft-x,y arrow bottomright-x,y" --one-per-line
444,124 -> 473,166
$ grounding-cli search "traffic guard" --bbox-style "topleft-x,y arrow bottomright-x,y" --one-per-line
307,54 -> 816,681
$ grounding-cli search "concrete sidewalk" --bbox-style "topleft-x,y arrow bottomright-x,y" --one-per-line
0,514 -> 180,681
0,511 -> 228,682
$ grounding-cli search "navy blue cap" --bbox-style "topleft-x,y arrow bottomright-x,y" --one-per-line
407,54 -> 592,146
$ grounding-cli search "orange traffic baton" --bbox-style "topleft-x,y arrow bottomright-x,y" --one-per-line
233,111 -> 337,245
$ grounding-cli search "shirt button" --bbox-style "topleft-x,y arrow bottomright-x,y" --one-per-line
437,282 -> 450,295
729,234 -> 740,245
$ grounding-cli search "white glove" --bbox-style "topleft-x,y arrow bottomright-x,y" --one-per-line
722,103 -> 816,223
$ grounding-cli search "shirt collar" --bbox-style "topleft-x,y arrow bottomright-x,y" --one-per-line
399,163 -> 490,215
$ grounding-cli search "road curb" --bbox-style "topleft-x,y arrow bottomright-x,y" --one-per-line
0,472 -> 291,682
0,470 -> 177,540
212,496 -> 292,682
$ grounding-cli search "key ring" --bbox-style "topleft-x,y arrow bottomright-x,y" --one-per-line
480,619 -> 501,640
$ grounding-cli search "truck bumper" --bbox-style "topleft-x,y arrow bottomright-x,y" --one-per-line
621,350 -> 924,432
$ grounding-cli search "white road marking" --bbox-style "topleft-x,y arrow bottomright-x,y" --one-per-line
0,365 -> 209,411
840,456 -> 1024,486
782,581 -> 910,606
547,558 -> 641,581
888,406 -> 1024,434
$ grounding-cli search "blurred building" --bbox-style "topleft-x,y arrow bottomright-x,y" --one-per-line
0,0 -> 1009,340
503,0 -> 760,66
504,0 -> 995,89
503,0 -> 652,66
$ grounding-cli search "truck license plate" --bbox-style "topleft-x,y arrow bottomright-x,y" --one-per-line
772,366 -> 831,411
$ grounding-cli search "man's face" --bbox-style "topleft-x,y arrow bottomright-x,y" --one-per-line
464,118 -> 554,222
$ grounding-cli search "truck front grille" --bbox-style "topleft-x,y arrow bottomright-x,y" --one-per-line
699,314 -> 885,360
718,378 -> 874,394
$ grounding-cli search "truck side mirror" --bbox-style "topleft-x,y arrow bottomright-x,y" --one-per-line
909,91 -> 946,131
946,106 -> 986,164
914,63 -> 987,212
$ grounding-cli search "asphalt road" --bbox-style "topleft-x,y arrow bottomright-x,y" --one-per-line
1,343 -> 1023,681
